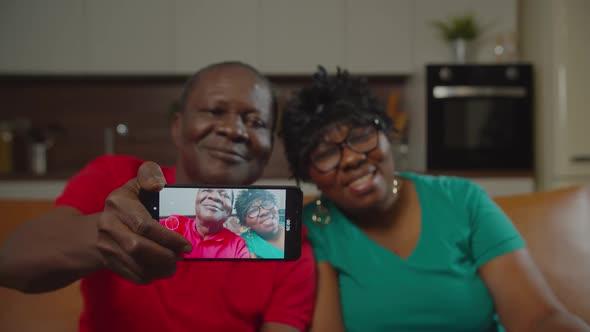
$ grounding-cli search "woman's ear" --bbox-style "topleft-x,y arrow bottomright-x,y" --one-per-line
171,112 -> 182,148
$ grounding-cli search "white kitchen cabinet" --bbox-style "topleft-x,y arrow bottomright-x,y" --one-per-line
174,0 -> 258,74
551,177 -> 590,190
86,0 -> 174,74
258,0 -> 346,74
345,0 -> 412,74
0,0 -> 86,73
522,0 -> 590,190
551,0 -> 590,178
470,177 -> 535,197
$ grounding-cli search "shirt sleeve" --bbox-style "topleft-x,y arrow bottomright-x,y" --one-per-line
235,237 -> 250,259
55,155 -> 122,214
263,233 -> 317,331
459,179 -> 526,268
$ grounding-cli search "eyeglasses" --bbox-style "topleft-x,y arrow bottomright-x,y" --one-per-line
309,124 -> 379,173
247,200 -> 276,218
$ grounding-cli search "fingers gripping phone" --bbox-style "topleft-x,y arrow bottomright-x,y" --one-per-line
140,185 -> 302,261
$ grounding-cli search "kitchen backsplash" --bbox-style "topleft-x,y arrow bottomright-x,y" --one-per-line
0,75 -> 406,179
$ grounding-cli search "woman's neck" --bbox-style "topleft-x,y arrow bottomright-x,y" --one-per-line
260,225 -> 285,249
259,224 -> 283,241
344,179 -> 409,232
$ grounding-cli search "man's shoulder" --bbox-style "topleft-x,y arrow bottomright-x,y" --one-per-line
83,154 -> 175,181
90,154 -> 145,166
78,154 -> 144,178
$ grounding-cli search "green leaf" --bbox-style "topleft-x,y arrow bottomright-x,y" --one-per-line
431,13 -> 480,41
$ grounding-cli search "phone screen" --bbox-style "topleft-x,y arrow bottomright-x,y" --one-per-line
140,185 -> 302,261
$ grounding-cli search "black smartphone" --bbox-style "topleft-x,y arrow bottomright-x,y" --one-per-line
139,184 -> 302,261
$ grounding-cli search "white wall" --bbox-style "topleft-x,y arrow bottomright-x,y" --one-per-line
0,0 -> 526,199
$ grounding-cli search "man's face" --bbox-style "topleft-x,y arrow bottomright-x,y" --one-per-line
194,189 -> 233,223
173,66 -> 274,185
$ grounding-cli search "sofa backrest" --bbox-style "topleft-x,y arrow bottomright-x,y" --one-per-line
495,185 -> 590,323
0,200 -> 81,332
0,185 -> 589,330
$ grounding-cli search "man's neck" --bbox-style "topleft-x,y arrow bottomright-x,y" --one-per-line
193,219 -> 224,239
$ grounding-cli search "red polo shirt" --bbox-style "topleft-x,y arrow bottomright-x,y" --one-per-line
55,155 -> 316,332
159,215 -> 250,258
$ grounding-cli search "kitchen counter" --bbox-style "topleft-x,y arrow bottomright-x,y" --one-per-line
0,171 -> 535,200
0,179 -> 321,200
0,180 -> 67,200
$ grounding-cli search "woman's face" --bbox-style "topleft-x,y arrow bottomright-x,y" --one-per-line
308,122 -> 397,211
245,198 -> 280,236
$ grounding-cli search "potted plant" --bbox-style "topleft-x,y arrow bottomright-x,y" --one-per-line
432,13 -> 480,63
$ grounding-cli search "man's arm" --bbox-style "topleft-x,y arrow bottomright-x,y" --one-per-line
0,161 -> 192,293
0,207 -> 103,293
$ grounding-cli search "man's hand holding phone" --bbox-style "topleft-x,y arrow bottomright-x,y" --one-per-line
96,161 -> 192,284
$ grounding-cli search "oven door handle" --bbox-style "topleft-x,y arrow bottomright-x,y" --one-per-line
433,86 -> 528,98
571,155 -> 590,163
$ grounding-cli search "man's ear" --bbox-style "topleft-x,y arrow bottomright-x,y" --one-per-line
171,112 -> 182,148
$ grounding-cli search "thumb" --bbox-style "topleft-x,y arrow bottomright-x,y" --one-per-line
137,161 -> 166,192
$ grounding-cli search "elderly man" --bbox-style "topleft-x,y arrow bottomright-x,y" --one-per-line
0,61 -> 316,332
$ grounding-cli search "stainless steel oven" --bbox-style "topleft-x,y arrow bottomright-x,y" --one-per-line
426,64 -> 534,170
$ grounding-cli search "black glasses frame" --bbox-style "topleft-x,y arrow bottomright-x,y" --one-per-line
309,123 -> 380,173
246,201 -> 276,218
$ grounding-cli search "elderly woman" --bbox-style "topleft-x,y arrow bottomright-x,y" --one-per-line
280,67 -> 589,331
235,189 -> 285,259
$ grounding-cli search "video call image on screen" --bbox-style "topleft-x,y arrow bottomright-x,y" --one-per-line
159,187 -> 287,259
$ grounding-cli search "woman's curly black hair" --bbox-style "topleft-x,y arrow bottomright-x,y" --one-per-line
280,66 -> 394,183
234,189 -> 278,226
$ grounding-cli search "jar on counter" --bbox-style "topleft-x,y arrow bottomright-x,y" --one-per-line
30,142 -> 47,175
0,122 -> 14,174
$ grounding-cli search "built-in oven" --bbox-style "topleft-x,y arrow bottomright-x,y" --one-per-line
426,64 -> 534,171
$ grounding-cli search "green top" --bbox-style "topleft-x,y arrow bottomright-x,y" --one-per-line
303,173 -> 525,332
242,229 -> 284,259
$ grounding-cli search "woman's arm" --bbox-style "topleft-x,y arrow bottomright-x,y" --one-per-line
310,262 -> 346,332
480,248 -> 590,331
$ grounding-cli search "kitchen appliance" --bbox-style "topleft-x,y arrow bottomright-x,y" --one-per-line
426,64 -> 533,170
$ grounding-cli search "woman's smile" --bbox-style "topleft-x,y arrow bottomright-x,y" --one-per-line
347,172 -> 376,194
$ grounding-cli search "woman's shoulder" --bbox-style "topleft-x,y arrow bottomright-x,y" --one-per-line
302,200 -> 322,233
401,172 -> 489,215
401,172 -> 481,196
302,199 -> 343,237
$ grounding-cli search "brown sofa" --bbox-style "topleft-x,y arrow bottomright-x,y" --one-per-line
1,185 -> 589,331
